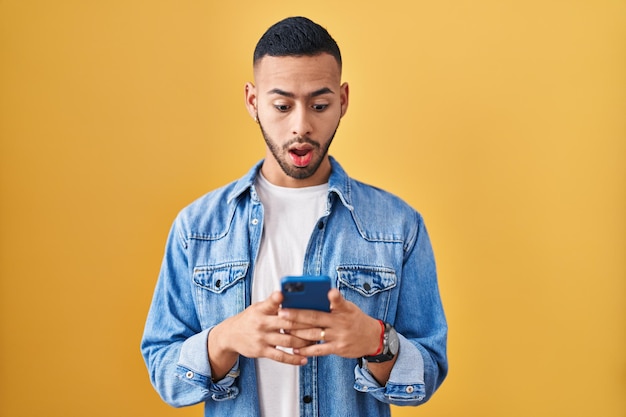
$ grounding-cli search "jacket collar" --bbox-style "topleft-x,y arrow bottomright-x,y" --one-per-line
227,156 -> 354,211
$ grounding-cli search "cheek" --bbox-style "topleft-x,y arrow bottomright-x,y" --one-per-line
261,120 -> 286,139
319,115 -> 341,135
258,106 -> 284,124
261,116 -> 296,140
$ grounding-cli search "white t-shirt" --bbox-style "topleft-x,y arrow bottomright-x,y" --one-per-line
252,173 -> 328,417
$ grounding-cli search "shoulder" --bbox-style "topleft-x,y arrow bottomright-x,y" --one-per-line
353,178 -> 415,210
347,178 -> 423,243
182,181 -> 239,217
351,178 -> 420,218
172,161 -> 261,238
174,179 -> 247,240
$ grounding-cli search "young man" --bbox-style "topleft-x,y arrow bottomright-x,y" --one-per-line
141,16 -> 447,417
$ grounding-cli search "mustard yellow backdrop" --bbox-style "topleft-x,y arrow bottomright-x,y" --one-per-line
1,1 -> 624,416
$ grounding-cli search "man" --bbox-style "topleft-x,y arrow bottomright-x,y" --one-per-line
141,16 -> 447,417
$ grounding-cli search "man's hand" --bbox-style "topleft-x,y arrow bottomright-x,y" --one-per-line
208,291 -> 315,380
278,288 -> 382,359
278,288 -> 398,385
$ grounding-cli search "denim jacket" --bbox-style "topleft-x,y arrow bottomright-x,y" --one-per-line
141,157 -> 447,417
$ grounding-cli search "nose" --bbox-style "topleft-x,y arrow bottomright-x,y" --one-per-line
292,106 -> 312,137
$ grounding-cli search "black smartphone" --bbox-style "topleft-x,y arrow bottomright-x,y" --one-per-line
281,275 -> 331,312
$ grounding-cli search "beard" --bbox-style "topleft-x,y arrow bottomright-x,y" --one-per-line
258,119 -> 339,180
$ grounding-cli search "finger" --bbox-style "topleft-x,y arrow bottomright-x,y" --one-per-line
278,307 -> 327,328
262,346 -> 308,366
328,288 -> 344,310
294,342 -> 332,358
278,320 -> 315,333
258,291 -> 284,314
289,328 -> 327,343
269,290 -> 284,305
267,332 -> 317,349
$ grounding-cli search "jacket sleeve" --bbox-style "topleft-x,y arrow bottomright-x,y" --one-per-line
140,216 -> 241,407
354,213 -> 448,405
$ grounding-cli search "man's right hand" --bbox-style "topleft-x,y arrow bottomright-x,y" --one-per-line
207,291 -> 313,380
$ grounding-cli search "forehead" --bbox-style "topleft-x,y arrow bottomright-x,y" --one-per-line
253,53 -> 341,92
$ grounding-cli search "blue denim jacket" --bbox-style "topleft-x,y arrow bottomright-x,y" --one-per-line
141,157 -> 447,417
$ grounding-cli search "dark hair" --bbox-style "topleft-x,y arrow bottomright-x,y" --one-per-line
253,16 -> 342,69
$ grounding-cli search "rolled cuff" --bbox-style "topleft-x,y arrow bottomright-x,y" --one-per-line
176,328 -> 241,401
354,334 -> 426,404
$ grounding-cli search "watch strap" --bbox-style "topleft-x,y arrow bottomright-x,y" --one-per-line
362,321 -> 397,363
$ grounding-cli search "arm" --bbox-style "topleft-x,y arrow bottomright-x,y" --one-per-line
282,214 -> 448,405
141,218 -> 317,406
140,219 -> 234,407
378,215 -> 448,404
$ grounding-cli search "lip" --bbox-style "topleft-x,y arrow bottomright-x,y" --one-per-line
289,144 -> 313,155
288,145 -> 314,167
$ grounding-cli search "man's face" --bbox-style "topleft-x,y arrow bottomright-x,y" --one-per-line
245,53 -> 349,187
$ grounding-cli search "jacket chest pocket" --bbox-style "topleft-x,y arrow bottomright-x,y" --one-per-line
192,262 -> 248,327
336,266 -> 396,320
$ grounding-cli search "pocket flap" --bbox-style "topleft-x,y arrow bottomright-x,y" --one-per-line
337,266 -> 396,297
193,262 -> 248,293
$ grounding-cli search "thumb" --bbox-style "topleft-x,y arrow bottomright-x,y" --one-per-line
328,288 -> 344,311
263,290 -> 284,312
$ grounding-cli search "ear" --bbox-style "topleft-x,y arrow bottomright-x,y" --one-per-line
244,82 -> 258,121
339,82 -> 349,118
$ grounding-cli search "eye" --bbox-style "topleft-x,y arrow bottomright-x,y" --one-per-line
274,104 -> 291,112
312,104 -> 329,112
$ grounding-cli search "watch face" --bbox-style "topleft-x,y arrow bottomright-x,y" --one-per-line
363,323 -> 399,362
388,326 -> 399,355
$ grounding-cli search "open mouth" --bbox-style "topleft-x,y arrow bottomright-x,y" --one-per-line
289,146 -> 314,167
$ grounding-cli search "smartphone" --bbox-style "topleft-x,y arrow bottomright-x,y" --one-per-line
281,275 -> 331,312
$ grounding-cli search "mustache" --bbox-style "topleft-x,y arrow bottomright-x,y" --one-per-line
283,136 -> 321,150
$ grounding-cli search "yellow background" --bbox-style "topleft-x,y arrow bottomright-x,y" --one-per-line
1,1 -> 624,416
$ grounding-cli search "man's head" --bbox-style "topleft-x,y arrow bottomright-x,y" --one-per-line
253,16 -> 342,73
245,17 -> 349,188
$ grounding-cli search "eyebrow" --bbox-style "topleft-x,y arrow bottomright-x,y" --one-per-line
267,87 -> 335,98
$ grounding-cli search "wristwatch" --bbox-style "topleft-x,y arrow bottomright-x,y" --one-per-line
362,322 -> 399,363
